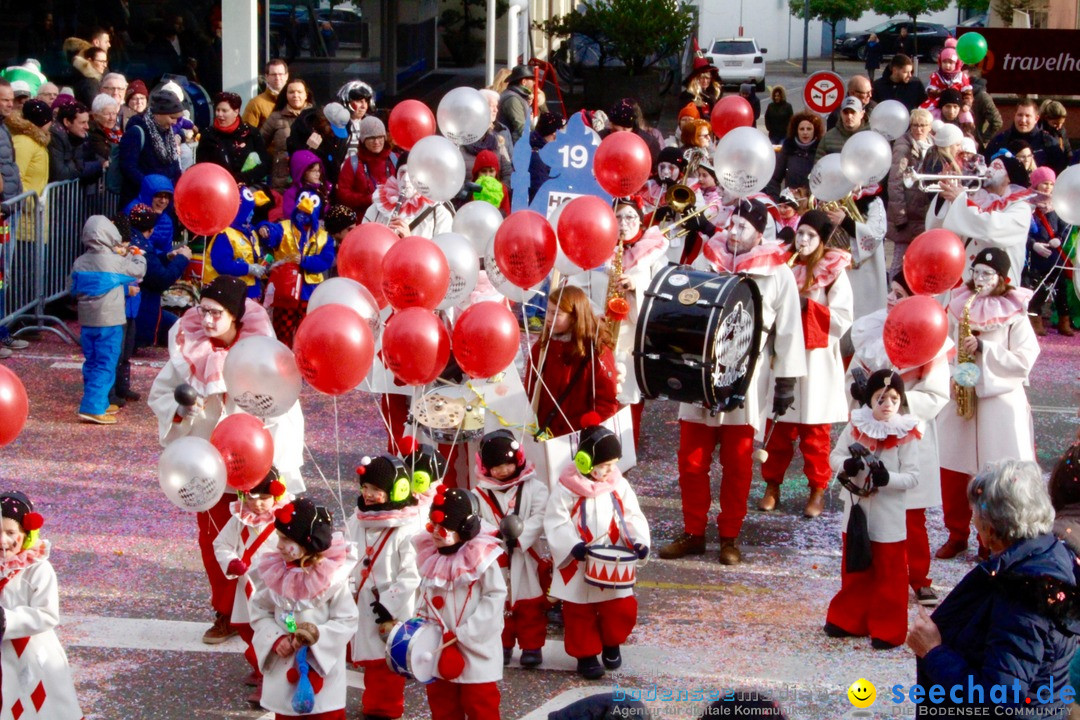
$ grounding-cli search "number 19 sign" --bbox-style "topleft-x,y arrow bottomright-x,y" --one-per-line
510,112 -> 612,214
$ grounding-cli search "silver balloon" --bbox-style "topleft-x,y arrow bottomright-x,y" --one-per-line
452,200 -> 503,255
809,154 -> 856,203
437,87 -> 490,146
407,135 -> 466,203
840,130 -> 893,186
484,237 -> 539,303
870,100 -> 910,141
158,436 -> 227,512
1053,164 -> 1080,225
223,336 -> 302,418
712,127 -> 776,198
432,232 -> 480,310
307,277 -> 382,340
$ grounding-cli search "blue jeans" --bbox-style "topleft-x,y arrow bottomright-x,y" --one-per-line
79,325 -> 123,414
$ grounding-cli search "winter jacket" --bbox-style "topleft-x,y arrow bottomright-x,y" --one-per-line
285,107 -> 349,184
69,216 -> 146,327
129,226 -> 189,347
815,124 -> 864,162
528,131 -> 552,203
48,123 -> 104,184
527,337 -> 619,438
1026,207 -> 1068,277
970,77 -> 1002,149
886,133 -> 931,246
986,126 -> 1068,174
764,101 -> 794,145
0,122 -> 22,201
118,113 -> 181,206
280,150 -> 330,219
462,123 -> 514,186
86,120 -> 116,162
1039,120 -> 1072,162
766,137 -> 818,196
335,143 -> 395,213
871,75 -> 927,111
123,175 -> 176,256
241,89 -> 279,129
71,55 -> 101,108
917,534 -> 1080,717
195,121 -> 270,185
864,41 -> 883,71
260,105 -> 308,189
498,85 -> 532,144
8,114 -> 51,195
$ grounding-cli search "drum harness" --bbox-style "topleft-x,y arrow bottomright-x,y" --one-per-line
477,486 -> 548,569
353,527 -> 395,603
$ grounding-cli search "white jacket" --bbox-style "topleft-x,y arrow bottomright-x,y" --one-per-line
845,196 -> 888,320
473,471 -> 550,603
926,187 -> 1033,287
212,512 -> 281,624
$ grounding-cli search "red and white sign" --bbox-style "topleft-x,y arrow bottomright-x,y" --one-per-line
803,71 -> 845,114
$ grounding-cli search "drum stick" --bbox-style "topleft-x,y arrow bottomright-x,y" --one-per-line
752,412 -> 780,463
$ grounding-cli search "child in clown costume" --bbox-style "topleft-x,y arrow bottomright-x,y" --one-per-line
0,492 -> 83,720
402,436 -> 449,515
204,185 -> 270,298
256,190 -> 336,346
250,497 -> 359,720
346,454 -> 421,720
544,424 -> 650,680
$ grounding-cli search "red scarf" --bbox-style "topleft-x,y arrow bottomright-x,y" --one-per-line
214,116 -> 241,134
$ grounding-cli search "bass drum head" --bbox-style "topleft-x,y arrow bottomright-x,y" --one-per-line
633,265 -> 762,412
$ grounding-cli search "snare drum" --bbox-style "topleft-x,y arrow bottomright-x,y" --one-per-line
269,262 -> 302,308
634,265 -> 762,413
410,386 -> 486,445
385,617 -> 441,683
584,545 -> 638,589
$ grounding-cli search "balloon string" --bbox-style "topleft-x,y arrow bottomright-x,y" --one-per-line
303,442 -> 347,525
333,395 -> 343,511
376,393 -> 401,456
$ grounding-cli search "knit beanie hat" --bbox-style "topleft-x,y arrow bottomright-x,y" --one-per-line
892,266 -> 912,295
933,123 -> 963,148
971,246 -> 1011,280
129,203 -> 159,232
732,198 -> 769,234
1030,165 -> 1056,188
247,467 -> 287,498
658,145 -> 687,171
796,209 -> 833,242
1,491 -> 44,550
356,454 -> 414,509
472,149 -> 500,181
21,99 -> 52,128
149,90 -> 184,115
861,369 -> 906,408
200,276 -> 247,321
429,486 -> 481,542
608,98 -> 636,128
576,424 -> 621,472
998,155 -> 1030,188
126,80 -> 148,101
274,497 -> 334,554
479,429 -> 524,473
359,115 -> 385,141
536,111 -> 564,137
401,437 -> 447,495
322,204 -> 357,235
937,88 -> 962,109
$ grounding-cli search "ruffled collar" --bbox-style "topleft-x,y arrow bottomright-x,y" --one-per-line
558,463 -> 622,498
849,406 -> 922,450
948,286 -> 1034,329
353,505 -> 418,528
0,539 -> 49,579
256,534 -> 355,602
704,237 -> 788,275
792,248 -> 851,291
378,177 -> 431,217
413,527 -> 503,589
620,226 -> 668,272
230,495 -> 293,527
474,462 -> 536,492
170,300 -> 275,396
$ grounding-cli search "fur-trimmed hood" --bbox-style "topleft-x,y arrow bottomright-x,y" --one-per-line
63,37 -> 92,57
6,113 -> 50,146
73,54 -> 102,81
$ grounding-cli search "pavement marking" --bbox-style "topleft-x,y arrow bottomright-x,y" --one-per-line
1031,405 -> 1078,415
50,361 -> 84,369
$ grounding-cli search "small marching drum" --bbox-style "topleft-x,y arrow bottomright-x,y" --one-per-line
634,265 -> 762,413
410,386 -> 486,445
269,261 -> 303,308
385,617 -> 441,683
584,545 -> 638,589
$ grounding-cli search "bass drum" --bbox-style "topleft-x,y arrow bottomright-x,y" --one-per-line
633,265 -> 762,413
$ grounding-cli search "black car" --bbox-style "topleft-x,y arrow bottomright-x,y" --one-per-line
834,19 -> 951,62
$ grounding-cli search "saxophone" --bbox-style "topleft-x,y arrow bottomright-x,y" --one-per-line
952,292 -> 979,419
605,239 -> 628,350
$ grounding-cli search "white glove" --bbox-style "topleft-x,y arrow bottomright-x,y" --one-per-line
248,263 -> 267,278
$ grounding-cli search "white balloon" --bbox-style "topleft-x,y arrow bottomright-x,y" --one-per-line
809,154 -> 856,203
453,200 -> 504,255
436,87 -> 491,146
158,436 -> 227,512
407,135 -> 466,203
223,336 -> 302,418
1053,164 -> 1080,226
840,130 -> 893,186
712,127 -> 776,198
869,100 -> 910,141
432,232 -> 480,309
484,237 -> 539,303
307,277 -> 382,340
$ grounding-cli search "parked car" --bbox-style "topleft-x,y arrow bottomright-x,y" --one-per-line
704,37 -> 766,91
952,13 -> 988,36
834,19 -> 951,62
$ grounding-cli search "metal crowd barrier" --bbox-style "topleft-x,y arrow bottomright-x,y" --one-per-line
0,190 -> 41,338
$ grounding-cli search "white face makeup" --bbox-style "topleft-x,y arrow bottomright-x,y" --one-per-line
972,264 -> 999,293
615,207 -> 641,240
0,517 -> 25,560
794,226 -> 821,256
725,215 -> 760,254
871,387 -> 901,421
276,534 -> 305,562
197,299 -> 235,338
657,162 -> 680,182
987,158 -> 1009,188
431,523 -> 460,548
886,281 -> 909,312
398,168 -> 416,199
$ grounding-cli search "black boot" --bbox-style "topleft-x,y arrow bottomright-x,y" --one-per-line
576,655 -> 604,679
601,645 -> 622,670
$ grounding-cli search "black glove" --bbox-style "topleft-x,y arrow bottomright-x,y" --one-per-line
800,296 -> 808,311
653,205 -> 676,224
570,542 -> 587,561
633,543 -> 649,560
370,599 -> 393,624
772,377 -> 796,417
849,367 -> 868,405
505,536 -> 519,554
869,462 -> 890,488
843,457 -> 865,477
0,605 -> 5,641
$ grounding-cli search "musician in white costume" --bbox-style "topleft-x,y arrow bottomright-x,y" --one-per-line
822,185 -> 887,320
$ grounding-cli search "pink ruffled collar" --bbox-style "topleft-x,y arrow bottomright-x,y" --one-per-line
230,495 -> 293,527
948,286 -> 1034,329
353,506 -> 418,528
378,177 -> 431,217
413,527 -> 503,589
558,463 -> 622,498
256,534 -> 354,601
171,300 -> 275,396
621,226 -> 668,272
474,462 -> 536,492
0,539 -> 49,579
792,249 -> 851,291
704,237 -> 788,275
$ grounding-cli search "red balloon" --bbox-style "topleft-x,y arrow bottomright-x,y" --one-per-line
0,365 -> 28,447
557,196 -> 618,270
382,236 -> 451,310
593,132 -> 651,197
337,224 -> 399,308
388,99 -> 436,151
174,163 -> 241,236
381,308 -> 452,386
903,229 -> 967,295
710,96 -> 754,140
293,304 -> 375,395
210,413 -> 274,492
493,210 -> 557,289
452,302 -> 520,378
883,296 -> 949,369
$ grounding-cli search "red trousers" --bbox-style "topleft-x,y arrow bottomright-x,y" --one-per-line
502,595 -> 548,650
196,492 -> 237,616
906,508 -> 932,591
379,393 -> 461,488
275,712 -> 345,720
760,421 -> 833,490
425,679 -> 501,720
629,400 -> 644,452
562,596 -> 637,658
359,659 -> 406,718
677,421 -> 755,537
940,468 -> 974,540
826,535 -> 908,647
233,622 -> 259,674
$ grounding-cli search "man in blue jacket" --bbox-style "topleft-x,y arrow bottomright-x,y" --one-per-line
118,90 -> 183,205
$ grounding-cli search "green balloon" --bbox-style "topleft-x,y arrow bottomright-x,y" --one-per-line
956,32 -> 988,66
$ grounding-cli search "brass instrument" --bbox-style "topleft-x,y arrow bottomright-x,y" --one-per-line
902,168 -> 987,193
952,293 -> 980,419
682,146 -> 709,179
659,183 -> 712,240
604,239 -> 628,350
813,193 -> 866,250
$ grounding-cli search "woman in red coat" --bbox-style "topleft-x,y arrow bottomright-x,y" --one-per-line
334,115 -> 396,215
527,285 -> 619,438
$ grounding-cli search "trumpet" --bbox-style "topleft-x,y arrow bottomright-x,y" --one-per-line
902,168 -> 987,193
659,184 -> 714,239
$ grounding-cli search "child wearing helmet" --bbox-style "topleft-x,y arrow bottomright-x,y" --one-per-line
543,423 -> 650,679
